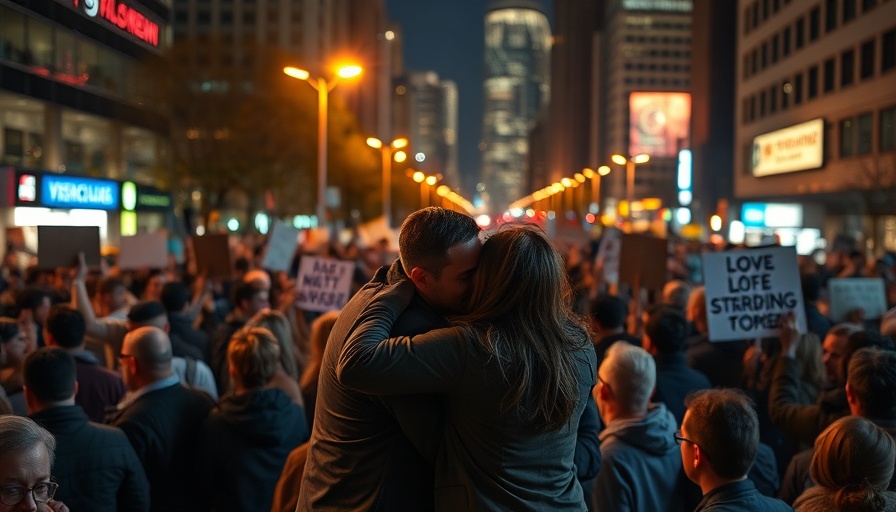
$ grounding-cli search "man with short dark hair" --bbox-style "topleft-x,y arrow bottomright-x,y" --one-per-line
679,389 -> 791,511
589,294 -> 641,364
44,305 -> 125,423
299,207 -> 482,511
24,347 -> 149,512
160,281 -> 210,362
642,306 -> 711,425
210,281 -> 269,395
109,326 -> 214,512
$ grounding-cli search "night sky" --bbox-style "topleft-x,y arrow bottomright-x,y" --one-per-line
385,0 -> 553,193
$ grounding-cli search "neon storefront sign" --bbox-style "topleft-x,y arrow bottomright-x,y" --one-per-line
73,0 -> 160,47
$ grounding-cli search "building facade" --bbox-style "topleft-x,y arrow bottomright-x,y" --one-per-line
481,0 -> 551,214
734,0 -> 896,250
0,0 -> 171,245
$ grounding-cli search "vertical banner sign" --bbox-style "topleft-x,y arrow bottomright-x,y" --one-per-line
828,278 -> 887,322
261,220 -> 301,272
296,256 -> 355,313
596,227 -> 622,285
702,246 -> 806,341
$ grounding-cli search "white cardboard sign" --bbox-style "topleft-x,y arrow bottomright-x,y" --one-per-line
596,227 -> 621,285
703,246 -> 806,341
828,278 -> 887,322
262,220 -> 301,272
118,232 -> 168,270
296,256 -> 354,313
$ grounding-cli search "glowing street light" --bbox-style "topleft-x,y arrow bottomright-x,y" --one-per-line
284,64 -> 362,226
367,136 -> 408,228
611,153 -> 650,222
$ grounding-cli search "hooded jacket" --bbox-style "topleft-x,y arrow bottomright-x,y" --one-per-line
199,387 -> 308,512
594,403 -> 690,512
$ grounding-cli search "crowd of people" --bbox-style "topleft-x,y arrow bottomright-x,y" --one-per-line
1,208 -> 895,512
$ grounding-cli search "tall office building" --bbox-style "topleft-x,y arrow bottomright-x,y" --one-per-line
481,0 -> 551,214
734,0 -> 896,249
599,0 -> 692,209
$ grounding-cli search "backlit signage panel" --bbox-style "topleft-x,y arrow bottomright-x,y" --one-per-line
752,119 -> 824,177
41,175 -> 120,210
629,92 -> 691,158
69,0 -> 161,47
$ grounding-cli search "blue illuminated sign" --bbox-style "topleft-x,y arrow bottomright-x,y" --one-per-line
41,175 -> 120,210
741,203 -> 767,227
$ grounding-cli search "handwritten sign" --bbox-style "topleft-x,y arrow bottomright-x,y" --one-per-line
118,232 -> 168,270
296,256 -> 354,313
261,220 -> 300,272
596,227 -> 621,285
703,246 -> 806,341
828,278 -> 887,322
618,233 -> 667,291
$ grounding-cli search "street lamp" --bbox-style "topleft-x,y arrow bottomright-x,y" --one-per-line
366,136 -> 408,228
284,64 -> 362,227
582,165 -> 612,215
611,153 -> 650,222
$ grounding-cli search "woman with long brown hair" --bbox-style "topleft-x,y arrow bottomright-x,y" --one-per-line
338,224 -> 596,510
794,416 -> 896,511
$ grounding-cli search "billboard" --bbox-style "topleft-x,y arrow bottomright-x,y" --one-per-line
752,118 -> 824,177
629,92 -> 691,158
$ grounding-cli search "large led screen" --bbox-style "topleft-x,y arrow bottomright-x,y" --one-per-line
629,92 -> 691,158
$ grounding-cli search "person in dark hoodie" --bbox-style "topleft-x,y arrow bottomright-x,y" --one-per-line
593,341 -> 693,512
198,326 -> 308,512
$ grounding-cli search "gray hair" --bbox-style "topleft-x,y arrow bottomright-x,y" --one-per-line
0,415 -> 56,466
600,342 -> 656,413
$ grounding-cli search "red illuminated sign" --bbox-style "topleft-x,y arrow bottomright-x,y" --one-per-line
18,175 -> 37,202
73,0 -> 160,47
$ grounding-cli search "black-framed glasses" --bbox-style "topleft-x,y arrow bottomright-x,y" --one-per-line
673,430 -> 696,446
0,481 -> 58,506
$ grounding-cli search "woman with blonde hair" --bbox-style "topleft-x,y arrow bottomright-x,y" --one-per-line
338,224 -> 596,510
246,309 -> 304,406
794,416 -> 896,512
200,326 -> 308,512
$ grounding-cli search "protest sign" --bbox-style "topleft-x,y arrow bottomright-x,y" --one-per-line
596,227 -> 621,285
118,232 -> 168,270
618,233 -> 667,291
296,256 -> 354,313
703,246 -> 806,341
192,234 -> 232,278
828,278 -> 887,322
262,220 -> 301,272
37,226 -> 101,268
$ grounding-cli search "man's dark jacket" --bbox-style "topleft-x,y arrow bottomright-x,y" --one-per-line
653,351 -> 712,425
71,350 -> 125,423
31,405 -> 149,512
110,382 -> 215,512
695,479 -> 793,511
297,265 -> 446,511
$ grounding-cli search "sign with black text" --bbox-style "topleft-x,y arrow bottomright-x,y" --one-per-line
296,256 -> 354,313
703,246 -> 806,341
828,278 -> 887,322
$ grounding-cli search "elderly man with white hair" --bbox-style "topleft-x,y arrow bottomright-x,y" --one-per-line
593,342 -> 692,512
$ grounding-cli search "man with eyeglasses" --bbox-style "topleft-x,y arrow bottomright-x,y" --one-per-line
679,389 -> 792,511
0,415 -> 69,512
24,347 -> 149,512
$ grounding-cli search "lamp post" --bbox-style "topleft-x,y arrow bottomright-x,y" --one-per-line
284,64 -> 362,227
611,153 -> 650,222
366,136 -> 408,228
582,165 -> 612,215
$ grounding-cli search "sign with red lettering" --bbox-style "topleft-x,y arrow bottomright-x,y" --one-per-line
71,0 -> 161,47
702,246 -> 807,341
752,119 -> 824,177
